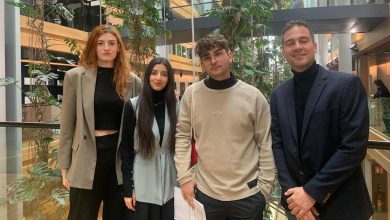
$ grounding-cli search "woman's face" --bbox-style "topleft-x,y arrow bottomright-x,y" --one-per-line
149,64 -> 169,91
96,33 -> 119,67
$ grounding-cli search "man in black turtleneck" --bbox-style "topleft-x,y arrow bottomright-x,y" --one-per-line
271,20 -> 373,220
175,34 -> 275,220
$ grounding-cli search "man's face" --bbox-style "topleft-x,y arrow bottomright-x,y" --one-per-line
200,47 -> 233,80
282,25 -> 317,72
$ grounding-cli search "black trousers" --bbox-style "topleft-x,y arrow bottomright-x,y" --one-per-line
68,133 -> 127,220
126,198 -> 174,220
195,190 -> 265,220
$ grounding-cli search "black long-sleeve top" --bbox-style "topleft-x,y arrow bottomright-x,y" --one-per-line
120,91 -> 166,197
94,67 -> 124,130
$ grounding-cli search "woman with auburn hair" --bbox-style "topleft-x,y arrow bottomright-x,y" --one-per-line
59,24 -> 142,220
120,57 -> 178,219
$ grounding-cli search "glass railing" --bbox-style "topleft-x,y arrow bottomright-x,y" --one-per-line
369,98 -> 390,136
14,0 -> 388,33
0,122 -> 67,220
165,0 -> 388,16
166,0 -> 220,19
285,0 -> 386,9
0,122 -> 389,219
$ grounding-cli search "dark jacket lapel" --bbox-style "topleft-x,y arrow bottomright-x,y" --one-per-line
301,67 -> 327,143
284,79 -> 299,145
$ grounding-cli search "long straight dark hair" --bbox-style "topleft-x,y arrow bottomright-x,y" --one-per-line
137,57 -> 177,159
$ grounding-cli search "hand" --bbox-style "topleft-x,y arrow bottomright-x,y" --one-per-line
180,180 -> 196,209
124,191 -> 136,211
295,205 -> 320,220
285,187 -> 316,219
61,168 -> 70,190
296,210 -> 316,220
310,207 -> 319,217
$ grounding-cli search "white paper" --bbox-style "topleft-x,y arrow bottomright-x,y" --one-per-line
174,187 -> 207,220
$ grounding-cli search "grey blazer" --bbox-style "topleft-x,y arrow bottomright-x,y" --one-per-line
59,66 -> 142,189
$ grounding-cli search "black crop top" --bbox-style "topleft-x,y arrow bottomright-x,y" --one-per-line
94,67 -> 124,130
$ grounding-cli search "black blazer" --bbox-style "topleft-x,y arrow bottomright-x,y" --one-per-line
270,66 -> 373,220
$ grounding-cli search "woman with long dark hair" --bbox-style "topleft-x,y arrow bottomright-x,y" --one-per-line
120,57 -> 178,219
59,24 -> 142,220
372,79 -> 390,99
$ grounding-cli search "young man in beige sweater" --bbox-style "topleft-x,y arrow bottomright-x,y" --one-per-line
174,34 -> 275,219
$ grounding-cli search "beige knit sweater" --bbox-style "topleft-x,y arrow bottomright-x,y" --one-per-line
175,80 -> 276,201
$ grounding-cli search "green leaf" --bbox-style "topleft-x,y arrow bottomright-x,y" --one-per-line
52,168 -> 61,177
243,68 -> 254,76
7,177 -> 42,204
53,3 -> 74,21
48,99 -> 61,108
29,162 -> 52,177
50,188 -> 69,205
0,77 -> 18,87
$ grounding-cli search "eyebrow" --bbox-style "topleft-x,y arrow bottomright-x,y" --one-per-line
152,69 -> 167,72
203,48 -> 224,57
97,40 -> 117,42
213,48 -> 223,53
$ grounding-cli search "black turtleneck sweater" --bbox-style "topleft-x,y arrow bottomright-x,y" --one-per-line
94,67 -> 124,130
152,90 -> 166,146
204,73 -> 238,89
292,61 -> 319,142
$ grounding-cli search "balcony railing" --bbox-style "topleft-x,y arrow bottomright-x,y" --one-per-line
0,117 -> 389,219
15,0 -> 389,33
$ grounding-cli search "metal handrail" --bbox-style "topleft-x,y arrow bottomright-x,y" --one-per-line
0,122 -> 390,149
0,121 -> 59,129
268,200 -> 287,217
367,140 -> 390,150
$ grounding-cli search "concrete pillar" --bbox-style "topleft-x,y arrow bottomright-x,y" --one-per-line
317,34 -> 329,68
156,45 -> 168,58
338,34 -> 353,73
0,0 -> 5,119
317,0 -> 328,6
4,1 -> 22,219
335,0 -> 351,5
359,55 -> 370,94
0,2 -> 6,220
364,159 -> 373,203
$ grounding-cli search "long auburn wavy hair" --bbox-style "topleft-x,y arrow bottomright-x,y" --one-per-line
79,25 -> 130,99
137,57 -> 177,159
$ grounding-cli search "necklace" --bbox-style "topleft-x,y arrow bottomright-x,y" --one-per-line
154,101 -> 164,106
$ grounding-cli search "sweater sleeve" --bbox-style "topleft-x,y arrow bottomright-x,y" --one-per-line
255,93 -> 276,199
174,85 -> 194,185
120,101 -> 136,197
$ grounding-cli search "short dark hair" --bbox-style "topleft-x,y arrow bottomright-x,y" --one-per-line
195,34 -> 230,58
374,79 -> 385,87
281,20 -> 315,46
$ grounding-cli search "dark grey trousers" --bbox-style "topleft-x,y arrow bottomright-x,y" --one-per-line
195,190 -> 266,220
